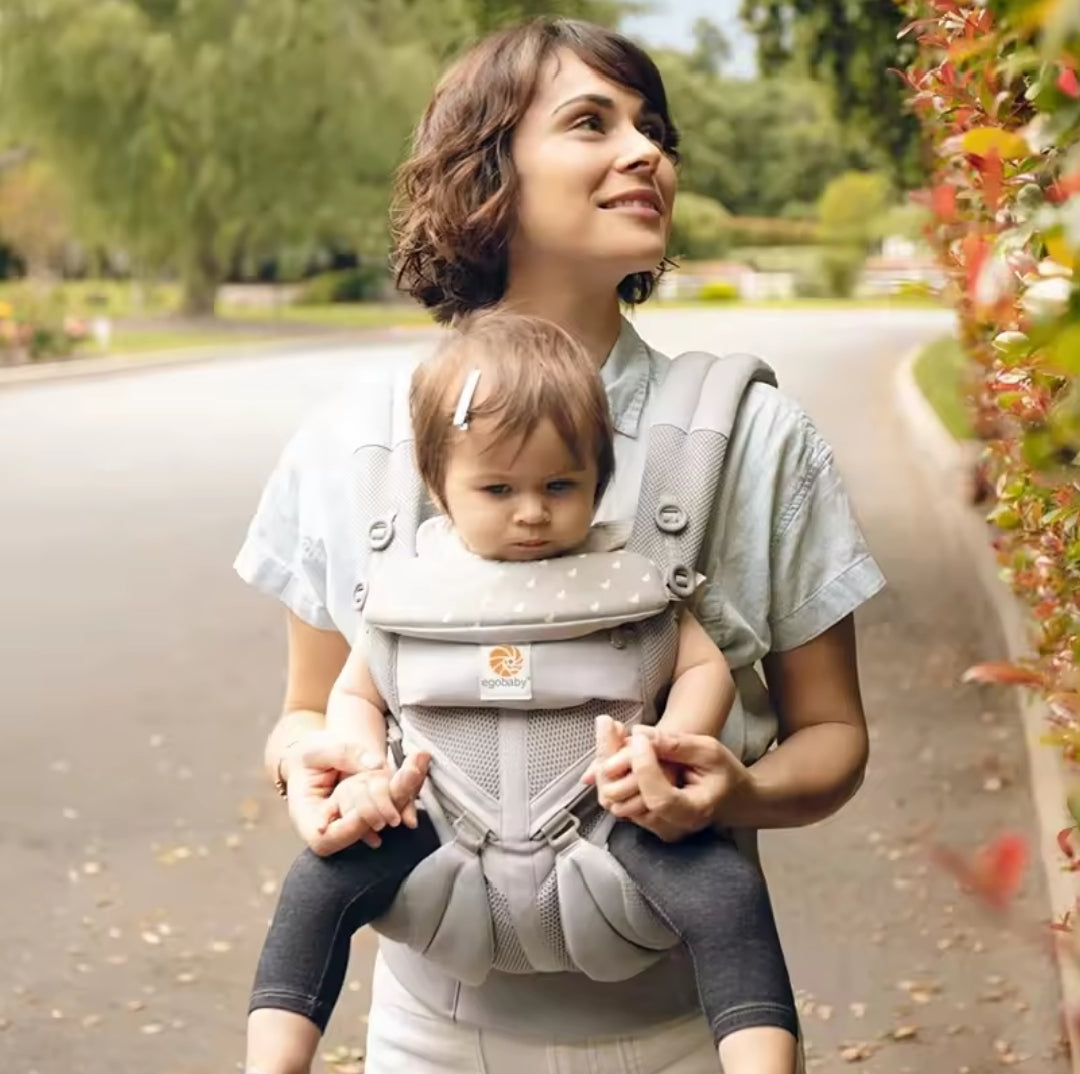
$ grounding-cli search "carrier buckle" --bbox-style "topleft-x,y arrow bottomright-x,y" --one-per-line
452,813 -> 490,854
538,809 -> 581,851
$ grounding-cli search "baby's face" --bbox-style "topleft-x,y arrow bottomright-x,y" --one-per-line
441,417 -> 598,561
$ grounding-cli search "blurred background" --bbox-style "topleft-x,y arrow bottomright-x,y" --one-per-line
2,3 -> 1070,1074
0,0 -> 934,359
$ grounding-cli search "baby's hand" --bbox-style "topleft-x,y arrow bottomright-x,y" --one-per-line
585,715 -> 645,820
318,750 -> 431,849
585,717 -> 680,821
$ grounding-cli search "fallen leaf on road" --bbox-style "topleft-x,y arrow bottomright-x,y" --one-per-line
891,1025 -> 918,1041
140,931 -> 161,946
156,846 -> 193,866
208,940 -> 232,954
849,1002 -> 867,1018
239,798 -> 262,824
81,1014 -> 102,1029
839,1041 -> 876,1062
140,1023 -> 164,1035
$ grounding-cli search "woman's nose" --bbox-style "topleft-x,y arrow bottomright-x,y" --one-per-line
614,125 -> 661,175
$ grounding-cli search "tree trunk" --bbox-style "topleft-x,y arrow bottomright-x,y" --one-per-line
179,235 -> 221,318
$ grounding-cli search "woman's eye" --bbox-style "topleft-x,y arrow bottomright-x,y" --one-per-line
640,118 -> 667,144
572,112 -> 605,134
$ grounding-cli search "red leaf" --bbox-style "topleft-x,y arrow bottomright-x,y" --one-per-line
978,149 -> 1004,213
961,661 -> 1045,686
962,231 -> 990,300
931,183 -> 958,221
935,833 -> 1029,911
1059,826 -> 1077,860
1059,66 -> 1080,99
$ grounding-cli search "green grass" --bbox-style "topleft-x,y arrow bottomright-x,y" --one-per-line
91,327 -> 276,355
653,294 -> 944,311
219,301 -> 435,330
913,335 -> 974,440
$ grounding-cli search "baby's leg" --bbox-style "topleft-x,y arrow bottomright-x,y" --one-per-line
246,816 -> 440,1074
608,822 -> 798,1074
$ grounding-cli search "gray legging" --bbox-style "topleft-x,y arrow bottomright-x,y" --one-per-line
250,816 -> 797,1044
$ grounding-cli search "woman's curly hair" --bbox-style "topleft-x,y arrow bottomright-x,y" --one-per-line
391,18 -> 680,325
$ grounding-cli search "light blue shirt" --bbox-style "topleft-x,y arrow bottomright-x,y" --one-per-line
236,316 -> 884,670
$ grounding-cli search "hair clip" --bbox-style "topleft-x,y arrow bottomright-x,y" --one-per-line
452,368 -> 482,430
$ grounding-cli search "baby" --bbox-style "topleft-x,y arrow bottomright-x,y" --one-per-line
245,312 -> 798,1074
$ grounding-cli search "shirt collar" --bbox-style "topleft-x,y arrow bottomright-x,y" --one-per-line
598,316 -> 655,439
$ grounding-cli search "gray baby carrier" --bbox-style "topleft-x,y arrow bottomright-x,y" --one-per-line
348,351 -> 777,986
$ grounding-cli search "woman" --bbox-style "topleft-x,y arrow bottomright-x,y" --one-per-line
235,16 -> 883,1073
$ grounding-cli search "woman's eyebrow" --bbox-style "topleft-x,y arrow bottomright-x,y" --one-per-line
551,92 -> 654,122
551,92 -> 615,116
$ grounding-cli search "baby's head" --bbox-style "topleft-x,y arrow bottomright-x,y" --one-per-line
410,312 -> 615,561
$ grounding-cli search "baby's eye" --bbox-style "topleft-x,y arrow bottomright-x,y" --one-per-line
482,484 -> 512,497
547,479 -> 576,494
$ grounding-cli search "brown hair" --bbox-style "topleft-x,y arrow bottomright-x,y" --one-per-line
391,17 -> 680,325
410,312 -> 616,507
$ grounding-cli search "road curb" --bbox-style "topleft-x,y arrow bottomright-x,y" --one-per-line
0,324 -> 443,391
894,345 -> 1080,1067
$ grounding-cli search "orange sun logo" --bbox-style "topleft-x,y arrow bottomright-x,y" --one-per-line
488,644 -> 524,678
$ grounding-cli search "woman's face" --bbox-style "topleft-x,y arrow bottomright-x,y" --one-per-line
508,50 -> 677,288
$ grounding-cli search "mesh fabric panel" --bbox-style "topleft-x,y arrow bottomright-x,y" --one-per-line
488,883 -> 534,973
526,699 -> 639,798
403,705 -> 502,799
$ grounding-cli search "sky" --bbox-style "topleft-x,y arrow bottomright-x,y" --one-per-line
621,0 -> 758,78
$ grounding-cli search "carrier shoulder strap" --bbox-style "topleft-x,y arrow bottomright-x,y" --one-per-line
626,351 -> 777,593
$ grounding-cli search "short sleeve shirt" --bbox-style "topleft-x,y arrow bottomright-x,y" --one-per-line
234,317 -> 885,668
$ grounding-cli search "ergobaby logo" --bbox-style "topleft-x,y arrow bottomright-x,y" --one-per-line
479,643 -> 532,701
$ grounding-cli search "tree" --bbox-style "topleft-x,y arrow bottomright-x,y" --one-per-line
0,160 -> 74,277
689,17 -> 732,77
655,49 -> 880,217
739,0 -> 925,189
459,0 -> 644,33
0,0 -> 444,314
668,192 -> 732,260
817,170 -> 892,251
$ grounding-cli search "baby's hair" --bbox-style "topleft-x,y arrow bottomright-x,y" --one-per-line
410,312 -> 616,507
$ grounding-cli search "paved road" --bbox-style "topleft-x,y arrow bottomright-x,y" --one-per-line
0,309 -> 1067,1073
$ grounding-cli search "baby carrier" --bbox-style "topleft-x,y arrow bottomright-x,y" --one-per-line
347,351 -> 778,986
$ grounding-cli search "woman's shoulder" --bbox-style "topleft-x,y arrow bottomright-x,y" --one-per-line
280,357 -> 421,468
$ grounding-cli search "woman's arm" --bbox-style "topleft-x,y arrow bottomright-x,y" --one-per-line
621,614 -> 869,840
264,611 -> 348,787
729,613 -> 868,828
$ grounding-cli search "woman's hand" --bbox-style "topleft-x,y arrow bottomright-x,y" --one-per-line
283,731 -> 430,857
612,724 -> 755,843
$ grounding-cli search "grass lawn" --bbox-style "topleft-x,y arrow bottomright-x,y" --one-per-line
653,294 -> 944,312
90,327 -> 277,355
913,335 -> 974,440
219,301 -> 435,330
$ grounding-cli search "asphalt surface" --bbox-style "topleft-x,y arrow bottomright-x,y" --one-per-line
0,308 -> 1068,1073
